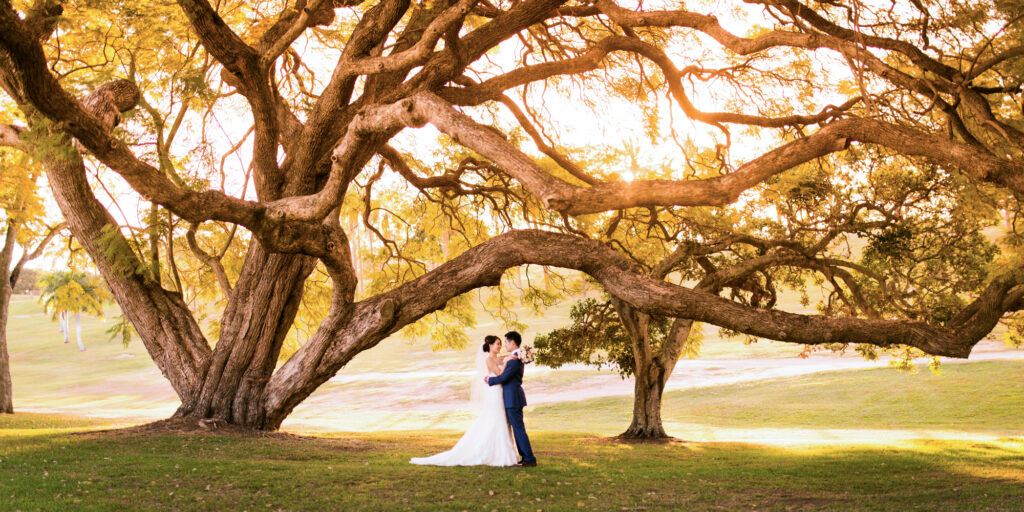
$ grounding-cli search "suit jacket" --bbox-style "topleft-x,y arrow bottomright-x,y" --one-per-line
486,357 -> 527,408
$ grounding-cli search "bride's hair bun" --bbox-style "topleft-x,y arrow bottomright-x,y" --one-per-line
482,335 -> 500,352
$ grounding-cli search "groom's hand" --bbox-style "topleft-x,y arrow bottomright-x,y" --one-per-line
483,377 -> 489,384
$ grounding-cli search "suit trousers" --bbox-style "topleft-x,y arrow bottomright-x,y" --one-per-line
505,407 -> 536,463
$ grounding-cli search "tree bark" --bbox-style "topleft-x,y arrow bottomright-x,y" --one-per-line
0,222 -> 17,413
621,318 -> 693,439
611,297 -> 693,439
623,363 -> 668,439
0,297 -> 11,413
177,243 -> 315,427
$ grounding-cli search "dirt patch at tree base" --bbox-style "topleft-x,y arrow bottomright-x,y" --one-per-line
71,417 -> 368,448
582,434 -> 692,446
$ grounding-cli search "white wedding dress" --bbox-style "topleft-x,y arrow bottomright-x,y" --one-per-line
410,363 -> 519,467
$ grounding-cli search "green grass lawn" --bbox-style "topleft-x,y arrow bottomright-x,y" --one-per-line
530,361 -> 1024,436
1,414 -> 1022,511
2,361 -> 1023,511
5,293 -> 1024,510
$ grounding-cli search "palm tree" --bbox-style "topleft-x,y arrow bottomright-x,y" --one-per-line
37,271 -> 110,351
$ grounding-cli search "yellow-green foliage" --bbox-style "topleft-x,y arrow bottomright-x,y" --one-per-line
37,270 -> 111,319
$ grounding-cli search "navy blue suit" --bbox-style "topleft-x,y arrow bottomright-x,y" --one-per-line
487,358 -> 536,464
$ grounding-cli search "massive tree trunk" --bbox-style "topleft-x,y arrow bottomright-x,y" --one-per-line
24,78 -> 330,429
37,82 -> 323,428
177,244 -> 315,426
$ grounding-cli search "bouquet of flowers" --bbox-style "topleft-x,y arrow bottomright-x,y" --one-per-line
517,345 -> 536,364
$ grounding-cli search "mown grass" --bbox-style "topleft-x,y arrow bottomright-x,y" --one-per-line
531,361 -> 1024,435
1,414 -> 1023,511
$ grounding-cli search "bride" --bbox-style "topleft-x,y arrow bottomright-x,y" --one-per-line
410,335 -> 519,466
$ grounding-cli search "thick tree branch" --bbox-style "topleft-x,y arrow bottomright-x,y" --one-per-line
281,0 -> 411,194
401,0 -> 568,93
595,0 -> 820,55
262,228 -> 1010,425
37,81 -> 213,403
0,19 -> 353,260
266,83 -> 1024,220
969,47 -> 1024,80
758,0 -> 961,80
334,0 -> 477,79
174,0 -> 261,82
416,92 -> 1024,214
0,12 -> 265,223
261,0 -> 338,64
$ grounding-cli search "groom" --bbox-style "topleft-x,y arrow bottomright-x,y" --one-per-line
484,330 -> 537,467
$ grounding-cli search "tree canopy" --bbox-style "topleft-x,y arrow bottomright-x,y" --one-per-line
1,0 -> 1022,428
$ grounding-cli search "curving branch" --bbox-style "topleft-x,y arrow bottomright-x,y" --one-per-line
261,0 -> 340,64
333,0 -> 478,79
260,90 -> 1024,219
0,11 -> 263,223
0,18 -> 347,259
37,80 -> 214,403
260,228 -> 1015,426
174,0 -> 261,80
381,92 -> 1018,214
969,47 -> 1024,80
595,0 -> 820,55
185,224 -> 234,301
756,0 -> 961,80
281,0 -> 411,190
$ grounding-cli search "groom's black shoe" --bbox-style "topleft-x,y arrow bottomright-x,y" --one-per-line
516,461 -> 537,467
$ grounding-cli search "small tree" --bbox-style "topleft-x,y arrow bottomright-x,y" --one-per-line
1,147 -> 63,414
536,297 -> 701,439
38,270 -> 109,351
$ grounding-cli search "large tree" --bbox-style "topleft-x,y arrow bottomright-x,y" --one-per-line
1,0 -> 1023,430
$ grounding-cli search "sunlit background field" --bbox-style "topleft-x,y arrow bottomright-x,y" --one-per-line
6,291 -> 1023,440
